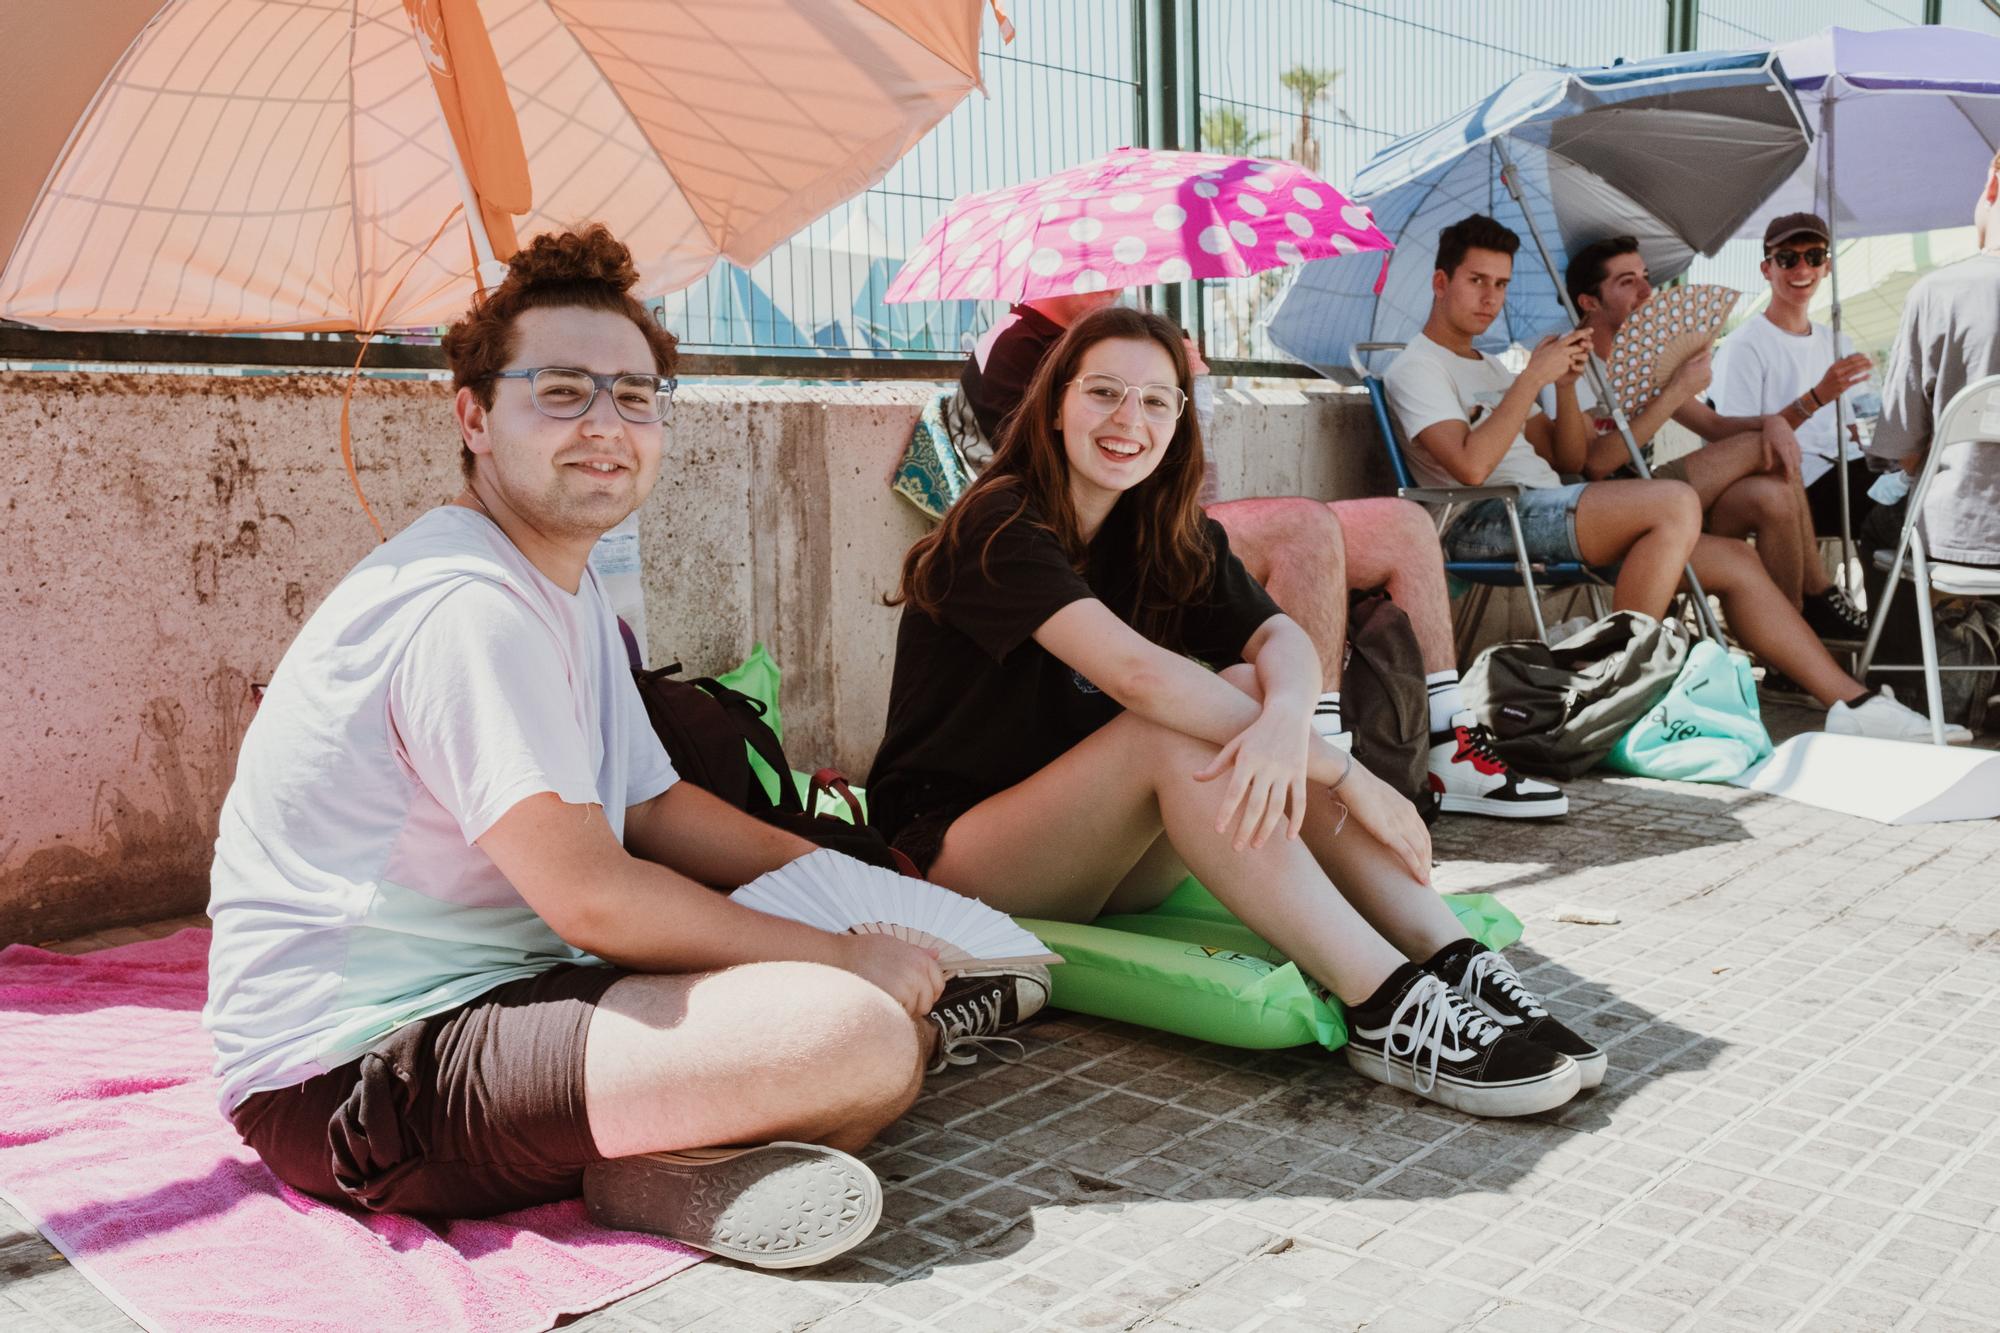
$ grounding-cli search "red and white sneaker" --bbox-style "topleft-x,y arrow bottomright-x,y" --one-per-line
1428,711 -> 1568,819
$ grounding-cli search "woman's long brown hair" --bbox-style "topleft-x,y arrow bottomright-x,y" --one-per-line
893,306 -> 1213,641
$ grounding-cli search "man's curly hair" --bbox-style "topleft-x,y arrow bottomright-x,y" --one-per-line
442,224 -> 679,476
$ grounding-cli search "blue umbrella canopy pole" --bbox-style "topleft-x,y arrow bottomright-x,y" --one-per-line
1492,135 -> 1726,643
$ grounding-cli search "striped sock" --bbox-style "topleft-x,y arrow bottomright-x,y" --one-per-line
1312,691 -> 1343,739
1426,671 -> 1466,735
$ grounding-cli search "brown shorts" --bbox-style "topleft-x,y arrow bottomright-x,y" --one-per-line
1611,453 -> 1691,484
229,963 -> 627,1217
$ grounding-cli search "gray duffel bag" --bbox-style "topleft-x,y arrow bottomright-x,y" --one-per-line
1464,612 -> 1691,779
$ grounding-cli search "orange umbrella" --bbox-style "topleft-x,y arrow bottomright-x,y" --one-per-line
0,0 -> 992,332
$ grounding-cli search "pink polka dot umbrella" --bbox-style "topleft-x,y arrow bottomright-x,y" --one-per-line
884,146 -> 1393,305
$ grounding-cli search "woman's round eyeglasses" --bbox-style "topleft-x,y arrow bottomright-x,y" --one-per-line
1067,372 -> 1187,424
484,367 -> 676,423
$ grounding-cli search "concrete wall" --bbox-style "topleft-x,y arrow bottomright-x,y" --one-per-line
1,371 -> 1384,943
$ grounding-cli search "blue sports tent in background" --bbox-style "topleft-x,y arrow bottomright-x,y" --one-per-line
1264,49 -> 1813,380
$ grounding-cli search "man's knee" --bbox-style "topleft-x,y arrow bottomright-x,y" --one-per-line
1653,480 -> 1703,535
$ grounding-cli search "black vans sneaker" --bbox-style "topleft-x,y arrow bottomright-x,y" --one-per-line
926,964 -> 1050,1073
1803,586 -> 1869,642
1428,712 -> 1568,819
1342,964 -> 1580,1117
1431,941 -> 1606,1090
583,1142 -> 880,1268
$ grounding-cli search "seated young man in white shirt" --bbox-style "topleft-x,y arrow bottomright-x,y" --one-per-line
202,225 -> 1045,1272
1559,234 -> 1867,642
1711,213 -> 1880,554
1383,213 -> 1965,744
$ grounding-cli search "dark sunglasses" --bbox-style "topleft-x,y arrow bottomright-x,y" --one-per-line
1766,246 -> 1829,270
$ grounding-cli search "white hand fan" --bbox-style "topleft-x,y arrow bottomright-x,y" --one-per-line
729,850 -> 1064,975
1603,283 -> 1741,420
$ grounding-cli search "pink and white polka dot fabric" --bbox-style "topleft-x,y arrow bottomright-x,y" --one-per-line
885,146 -> 1392,305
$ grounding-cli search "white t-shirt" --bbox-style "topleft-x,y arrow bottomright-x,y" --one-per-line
1711,313 -> 1861,487
203,506 -> 676,1112
1383,333 -> 1564,500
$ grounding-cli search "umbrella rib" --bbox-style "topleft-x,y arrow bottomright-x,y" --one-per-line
542,2 -> 724,253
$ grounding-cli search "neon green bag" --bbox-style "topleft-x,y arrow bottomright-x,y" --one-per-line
1017,880 -> 1523,1052
1602,640 -> 1773,782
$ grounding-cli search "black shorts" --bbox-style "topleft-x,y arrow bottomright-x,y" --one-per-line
1806,457 -> 1877,537
229,963 -> 627,1217
873,776 -> 983,877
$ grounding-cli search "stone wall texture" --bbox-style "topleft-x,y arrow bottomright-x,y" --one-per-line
2,372 -> 1390,942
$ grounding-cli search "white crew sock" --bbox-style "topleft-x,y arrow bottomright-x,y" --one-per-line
1426,671 -> 1467,736
1312,690 -> 1343,739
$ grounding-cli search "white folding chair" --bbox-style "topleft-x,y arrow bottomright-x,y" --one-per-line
1856,373 -> 2000,745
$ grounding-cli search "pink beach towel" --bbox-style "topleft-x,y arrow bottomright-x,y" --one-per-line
0,929 -> 703,1332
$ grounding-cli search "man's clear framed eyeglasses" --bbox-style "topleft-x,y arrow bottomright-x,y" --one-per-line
1067,372 -> 1187,424
484,367 -> 677,423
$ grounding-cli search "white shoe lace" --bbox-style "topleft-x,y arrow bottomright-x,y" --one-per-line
927,989 -> 1024,1073
1384,974 -> 1505,1095
1461,949 -> 1548,1020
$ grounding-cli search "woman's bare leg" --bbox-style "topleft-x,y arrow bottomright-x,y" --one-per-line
925,707 -> 1408,1004
1573,478 -> 1703,615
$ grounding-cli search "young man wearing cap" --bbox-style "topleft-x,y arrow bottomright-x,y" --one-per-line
960,289 -> 1569,819
1560,235 -> 1868,640
1384,213 -> 1969,744
1867,151 -> 2000,569
1710,213 -> 1880,555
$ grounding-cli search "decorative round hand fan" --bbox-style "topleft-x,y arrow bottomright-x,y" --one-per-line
1603,283 -> 1741,420
729,850 -> 1064,974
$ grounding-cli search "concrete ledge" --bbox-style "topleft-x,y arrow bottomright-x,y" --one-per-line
1,371 -> 1381,941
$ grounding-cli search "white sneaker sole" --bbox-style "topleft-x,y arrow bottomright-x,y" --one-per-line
583,1142 -> 881,1269
1439,790 -> 1570,819
1346,1046 -> 1581,1117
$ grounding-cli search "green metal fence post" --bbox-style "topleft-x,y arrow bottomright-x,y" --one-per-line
1666,0 -> 1699,52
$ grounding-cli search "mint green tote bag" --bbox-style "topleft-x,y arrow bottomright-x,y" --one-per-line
1602,640 -> 1773,782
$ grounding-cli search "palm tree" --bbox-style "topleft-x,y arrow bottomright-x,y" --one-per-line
1278,66 -> 1342,175
1199,107 -> 1270,158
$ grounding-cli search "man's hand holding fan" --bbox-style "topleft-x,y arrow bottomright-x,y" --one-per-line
1603,283 -> 1741,421
729,850 -> 1063,983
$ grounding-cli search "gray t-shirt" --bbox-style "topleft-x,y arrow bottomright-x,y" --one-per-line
1868,253 -> 2000,567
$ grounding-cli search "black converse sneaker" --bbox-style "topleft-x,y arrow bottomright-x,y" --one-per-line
1432,941 -> 1606,1090
1803,586 -> 1869,641
1428,711 -> 1568,819
1342,963 -> 1580,1117
926,964 -> 1051,1073
584,1142 -> 881,1268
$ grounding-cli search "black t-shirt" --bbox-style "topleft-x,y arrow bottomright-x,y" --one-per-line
959,304 -> 1065,442
866,488 -> 1283,835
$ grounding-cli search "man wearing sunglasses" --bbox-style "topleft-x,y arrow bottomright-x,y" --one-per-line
1561,234 -> 1868,643
1710,214 -> 1880,559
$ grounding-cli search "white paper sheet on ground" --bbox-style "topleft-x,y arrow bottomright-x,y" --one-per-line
1730,734 -> 2000,824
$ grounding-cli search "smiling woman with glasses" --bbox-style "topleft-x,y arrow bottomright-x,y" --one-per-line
484,366 -> 677,423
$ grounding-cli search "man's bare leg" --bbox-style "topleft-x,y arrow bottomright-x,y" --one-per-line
1685,535 -> 1863,707
1206,497 -> 1346,688
585,964 -> 926,1159
1327,497 -> 1456,673
1571,479 -> 1703,616
1681,435 -> 1832,601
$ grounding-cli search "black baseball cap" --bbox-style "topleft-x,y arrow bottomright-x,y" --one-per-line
1762,212 -> 1830,250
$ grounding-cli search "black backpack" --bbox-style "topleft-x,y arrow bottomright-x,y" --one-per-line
619,626 -> 916,874
1341,591 -> 1440,824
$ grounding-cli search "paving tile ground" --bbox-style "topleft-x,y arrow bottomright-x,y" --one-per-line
5,701 -> 1998,1332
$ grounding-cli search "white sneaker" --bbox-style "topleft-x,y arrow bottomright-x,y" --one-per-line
1427,711 -> 1569,819
1825,686 -> 1974,745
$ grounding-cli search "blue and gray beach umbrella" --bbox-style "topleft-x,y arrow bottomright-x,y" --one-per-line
1266,49 -> 1813,380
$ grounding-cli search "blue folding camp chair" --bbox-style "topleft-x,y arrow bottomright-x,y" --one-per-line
1354,342 -> 1610,652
